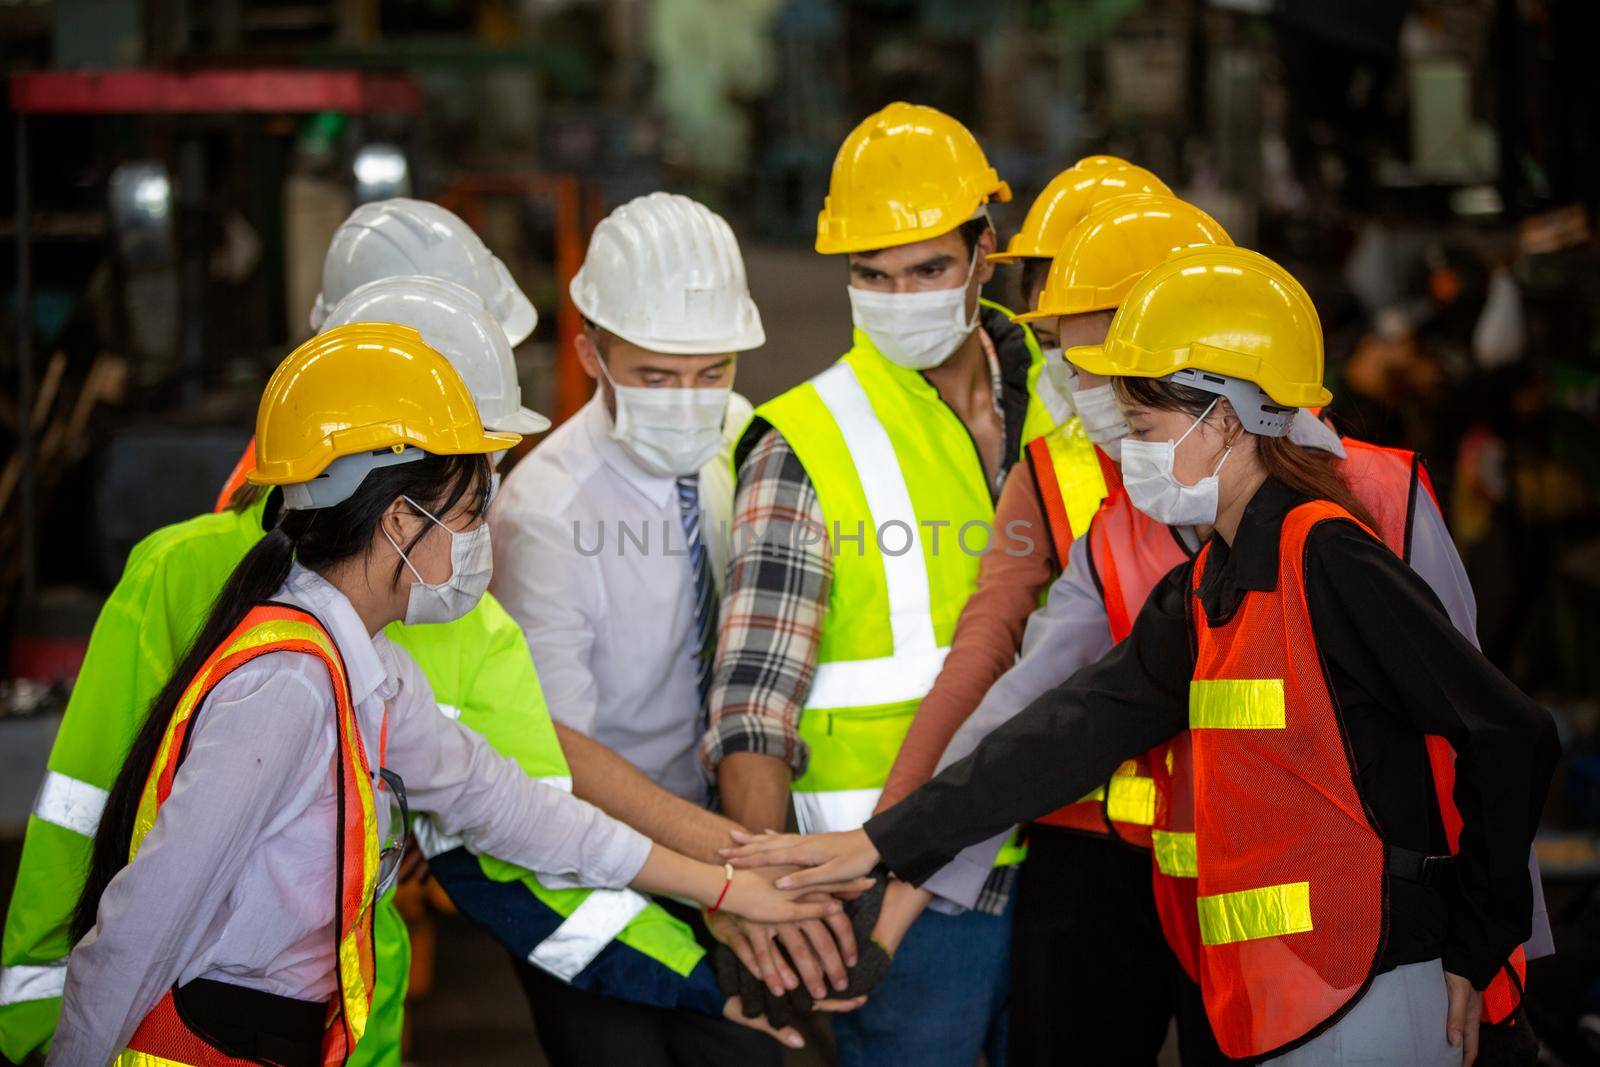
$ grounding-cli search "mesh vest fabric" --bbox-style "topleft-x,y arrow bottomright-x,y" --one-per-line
1185,501 -> 1387,1059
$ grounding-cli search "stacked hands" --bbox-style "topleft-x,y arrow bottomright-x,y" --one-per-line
705,829 -> 895,1048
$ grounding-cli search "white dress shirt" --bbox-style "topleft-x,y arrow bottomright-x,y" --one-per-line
52,564 -> 650,1065
489,392 -> 750,806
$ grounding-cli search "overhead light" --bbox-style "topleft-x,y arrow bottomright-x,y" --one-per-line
353,143 -> 411,203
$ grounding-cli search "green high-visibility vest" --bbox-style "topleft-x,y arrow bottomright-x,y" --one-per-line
755,302 -> 1074,851
0,496 -> 702,1062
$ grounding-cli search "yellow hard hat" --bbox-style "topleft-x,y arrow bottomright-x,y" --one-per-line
1015,194 -> 1232,321
815,102 -> 1010,255
248,322 -> 520,488
987,158 -> 1171,264
1068,245 -> 1332,409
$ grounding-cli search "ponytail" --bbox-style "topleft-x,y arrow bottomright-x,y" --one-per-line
72,528 -> 296,939
1113,376 -> 1377,531
1255,434 -> 1376,531
72,451 -> 488,941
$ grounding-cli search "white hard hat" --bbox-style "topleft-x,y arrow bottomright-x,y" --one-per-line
319,274 -> 551,435
312,198 -> 538,346
570,192 -> 765,355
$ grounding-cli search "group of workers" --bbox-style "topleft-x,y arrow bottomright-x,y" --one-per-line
0,100 -> 1559,1067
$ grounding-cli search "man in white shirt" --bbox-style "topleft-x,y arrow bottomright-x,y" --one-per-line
492,192 -> 761,805
493,192 -> 847,1063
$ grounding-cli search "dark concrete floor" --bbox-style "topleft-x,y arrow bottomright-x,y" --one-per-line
405,908 -> 835,1066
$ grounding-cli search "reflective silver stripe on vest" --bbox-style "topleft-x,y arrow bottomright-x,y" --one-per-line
0,961 -> 67,1005
804,647 -> 949,711
412,775 -> 573,859
32,770 -> 109,838
1032,359 -> 1075,427
527,888 -> 651,982
806,362 -> 943,709
794,788 -> 882,836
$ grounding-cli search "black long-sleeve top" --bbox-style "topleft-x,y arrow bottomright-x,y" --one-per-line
864,478 -> 1560,989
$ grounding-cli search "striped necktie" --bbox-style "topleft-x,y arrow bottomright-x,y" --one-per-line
676,475 -> 718,715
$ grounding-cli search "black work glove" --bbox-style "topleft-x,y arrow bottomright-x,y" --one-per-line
713,872 -> 897,1026
831,870 -> 892,999
765,872 -> 894,1005
713,940 -> 811,1028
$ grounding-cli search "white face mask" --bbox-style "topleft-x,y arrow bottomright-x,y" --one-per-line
847,246 -> 980,371
1120,399 -> 1232,528
1041,346 -> 1078,401
384,495 -> 493,625
596,356 -> 730,478
1072,383 -> 1131,451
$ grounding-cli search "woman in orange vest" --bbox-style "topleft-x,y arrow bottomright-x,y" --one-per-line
722,247 -> 1558,1066
51,325 -> 859,1067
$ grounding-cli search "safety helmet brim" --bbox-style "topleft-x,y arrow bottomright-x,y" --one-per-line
983,248 -> 1046,265
571,278 -> 766,355
490,405 -> 553,435
500,288 -> 538,347
1066,341 -> 1334,410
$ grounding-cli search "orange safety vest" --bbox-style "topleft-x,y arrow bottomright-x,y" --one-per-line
1141,439 -> 1427,983
1159,455 -> 1521,1052
1185,499 -> 1388,1059
1026,439 -> 1156,843
117,604 -> 381,1066
213,438 -> 258,513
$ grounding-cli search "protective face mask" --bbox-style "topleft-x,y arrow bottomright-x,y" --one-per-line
1072,383 -> 1130,448
1120,399 -> 1232,528
384,495 -> 493,626
595,357 -> 730,478
848,247 -> 980,371
1041,346 -> 1078,401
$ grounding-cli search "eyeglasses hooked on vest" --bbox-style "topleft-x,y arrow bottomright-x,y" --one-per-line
375,767 -> 411,900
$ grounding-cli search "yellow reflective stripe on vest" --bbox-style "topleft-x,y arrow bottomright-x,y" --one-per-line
132,617 -> 352,855
338,932 -> 372,1040
31,770 -> 108,837
116,1051 -> 192,1066
1197,881 -> 1313,946
528,887 -> 651,982
1106,774 -> 1156,827
1189,678 -> 1287,730
810,361 -> 939,666
1039,421 -> 1108,540
1152,830 -> 1198,878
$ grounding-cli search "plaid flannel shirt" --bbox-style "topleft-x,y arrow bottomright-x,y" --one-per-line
701,311 -> 1036,914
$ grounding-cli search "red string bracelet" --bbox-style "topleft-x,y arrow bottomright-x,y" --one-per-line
708,863 -> 735,913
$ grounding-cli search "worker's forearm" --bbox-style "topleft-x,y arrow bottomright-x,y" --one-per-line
556,723 -> 743,864
718,752 -> 794,835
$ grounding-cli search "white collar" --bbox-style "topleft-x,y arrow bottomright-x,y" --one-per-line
281,562 -> 394,707
581,393 -> 679,508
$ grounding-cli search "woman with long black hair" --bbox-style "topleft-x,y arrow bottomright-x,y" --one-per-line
720,248 -> 1559,1066
52,324 -> 857,1066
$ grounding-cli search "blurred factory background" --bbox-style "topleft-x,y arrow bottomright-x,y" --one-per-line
2,1 -> 1599,1063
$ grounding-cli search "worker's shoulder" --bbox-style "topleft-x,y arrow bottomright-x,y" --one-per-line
497,413 -> 596,519
121,508 -> 262,586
